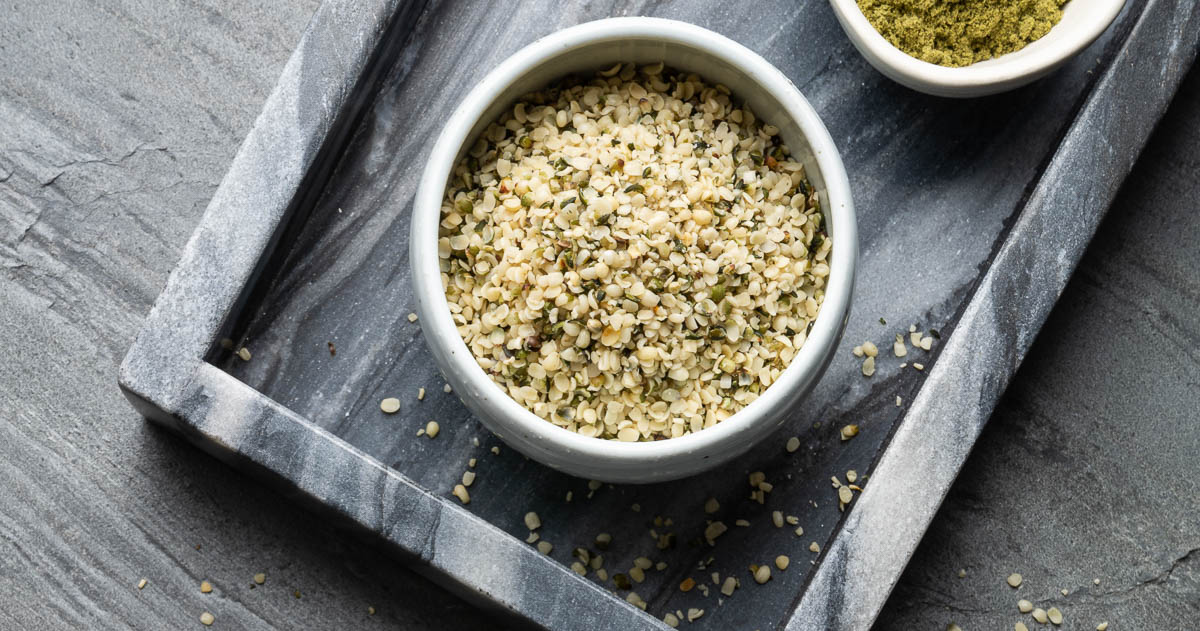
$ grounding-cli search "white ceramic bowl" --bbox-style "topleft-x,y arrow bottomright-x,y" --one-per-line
830,0 -> 1126,98
411,17 -> 856,483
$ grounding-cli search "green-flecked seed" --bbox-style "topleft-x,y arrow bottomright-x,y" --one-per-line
1007,573 -> 1023,588
380,398 -> 401,414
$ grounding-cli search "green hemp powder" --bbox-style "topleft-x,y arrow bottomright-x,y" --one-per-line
857,0 -> 1069,67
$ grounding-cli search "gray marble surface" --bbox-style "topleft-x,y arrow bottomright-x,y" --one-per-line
2,1 -> 1198,630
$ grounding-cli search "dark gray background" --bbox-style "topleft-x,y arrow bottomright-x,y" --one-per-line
0,2 -> 1195,629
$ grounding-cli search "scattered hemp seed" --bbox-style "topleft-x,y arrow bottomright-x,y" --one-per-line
491,446 -> 500,455
735,519 -> 751,527
840,424 -> 859,441
846,470 -> 858,483
896,395 -> 903,406
571,561 -> 587,576
634,556 -> 653,571
893,334 -> 907,357
704,521 -> 728,544
794,526 -> 804,536
786,515 -> 799,525
947,624 -> 962,631
1047,607 -> 1063,625
629,566 -> 645,583
254,573 -> 266,585
704,497 -> 720,514
407,312 -> 418,323
630,502 -> 641,512
594,533 -> 612,549
628,592 -> 648,611
565,491 -> 572,502
237,347 -> 252,361
468,458 -> 477,468
524,512 -> 541,530
913,362 -> 925,371
416,428 -> 425,436
785,436 -> 801,453
587,480 -> 602,492
1032,608 -> 1049,624
1007,573 -> 1023,588
380,398 -> 401,414
1093,578 -> 1101,585
462,471 -> 476,487
852,345 -> 864,357
663,612 -> 680,628
656,561 -> 668,571
452,484 -> 470,504
1016,623 -> 1030,631
753,565 -> 771,584
957,569 -> 967,578
1018,599 -> 1033,613
417,387 -> 426,400
137,578 -> 147,590
686,608 -> 704,622
425,421 -> 440,438
200,580 -> 212,594
920,336 -> 933,351
1097,623 -> 1109,631
775,555 -> 790,571
368,606 -> 376,615
443,384 -> 452,393
862,356 -> 876,377
772,511 -> 784,528
526,532 -> 539,544
862,341 -> 878,357
200,612 -> 215,626
679,577 -> 696,592
838,486 -> 853,505
809,542 -> 820,553
721,576 -> 737,596
537,541 -> 553,555
1061,588 -> 1069,596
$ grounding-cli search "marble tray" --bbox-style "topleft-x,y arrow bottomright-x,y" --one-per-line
118,0 -> 1200,628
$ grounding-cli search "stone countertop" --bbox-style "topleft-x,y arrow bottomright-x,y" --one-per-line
0,2 -> 1195,630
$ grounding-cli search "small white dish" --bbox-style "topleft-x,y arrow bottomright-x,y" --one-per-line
411,17 -> 856,483
830,0 -> 1127,97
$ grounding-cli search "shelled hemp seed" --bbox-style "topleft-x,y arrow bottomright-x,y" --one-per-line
439,63 -> 831,441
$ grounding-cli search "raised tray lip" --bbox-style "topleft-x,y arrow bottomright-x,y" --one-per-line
115,0 -> 1198,629
409,16 -> 859,482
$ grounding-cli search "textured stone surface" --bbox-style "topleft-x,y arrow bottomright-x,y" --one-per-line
2,1 -> 1196,631
875,58 -> 1200,631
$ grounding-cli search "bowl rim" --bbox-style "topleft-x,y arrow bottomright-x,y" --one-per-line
411,16 -> 856,468
829,0 -> 1126,91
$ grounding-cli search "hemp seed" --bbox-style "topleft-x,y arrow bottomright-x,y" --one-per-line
417,387 -> 426,400
524,512 -> 541,530
1007,573 -> 1023,588
785,436 -> 801,453
254,573 -> 266,585
1015,623 -> 1029,631
407,313 -> 418,322
380,397 -> 401,414
425,421 -> 440,438
452,484 -> 470,504
200,580 -> 212,594
200,612 -> 215,626
704,497 -> 720,514
1018,599 -> 1033,613
840,424 -> 859,441
237,347 -> 252,361
537,541 -> 553,555
462,471 -> 475,486
1047,607 -> 1063,625
1032,608 -> 1049,623
862,356 -> 876,377
137,578 -> 147,590
775,555 -> 790,571
753,565 -> 771,584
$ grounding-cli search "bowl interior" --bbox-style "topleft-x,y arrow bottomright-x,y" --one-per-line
831,0 -> 1125,96
418,22 -> 854,480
